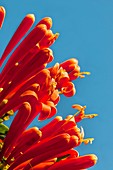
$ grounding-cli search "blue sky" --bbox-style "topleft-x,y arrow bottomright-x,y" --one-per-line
0,1 -> 113,169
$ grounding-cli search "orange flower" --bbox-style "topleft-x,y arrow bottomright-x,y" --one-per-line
0,112 -> 95,170
8,133 -> 75,169
0,7 -> 97,170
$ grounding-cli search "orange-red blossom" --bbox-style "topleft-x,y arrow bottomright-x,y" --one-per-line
0,7 -> 97,170
0,112 -> 97,170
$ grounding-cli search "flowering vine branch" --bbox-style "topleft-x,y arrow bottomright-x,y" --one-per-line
0,6 -> 98,170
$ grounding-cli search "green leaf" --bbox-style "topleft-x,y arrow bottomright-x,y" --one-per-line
0,119 -> 3,123
0,123 -> 9,135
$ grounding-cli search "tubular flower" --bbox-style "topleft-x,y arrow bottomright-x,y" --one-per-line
0,7 -> 97,170
0,14 -> 35,66
0,113 -> 97,170
48,154 -> 98,170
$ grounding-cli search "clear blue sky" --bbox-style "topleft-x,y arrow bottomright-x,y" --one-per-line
0,1 -> 113,169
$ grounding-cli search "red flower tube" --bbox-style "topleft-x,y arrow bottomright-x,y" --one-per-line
0,14 -> 35,66
0,24 -> 47,83
8,133 -> 73,169
48,154 -> 98,170
0,102 -> 31,160
7,127 -> 42,164
18,135 -> 79,170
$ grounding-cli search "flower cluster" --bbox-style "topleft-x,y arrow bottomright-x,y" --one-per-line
0,6 -> 97,170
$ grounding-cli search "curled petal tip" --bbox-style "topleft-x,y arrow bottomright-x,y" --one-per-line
72,104 -> 86,111
0,6 -> 6,29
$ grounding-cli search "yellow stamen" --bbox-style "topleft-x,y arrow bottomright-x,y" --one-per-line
80,72 -> 91,75
82,138 -> 94,145
51,78 -> 57,88
84,114 -> 98,119
72,104 -> 98,120
7,110 -> 14,116
74,71 -> 91,78
49,78 -> 57,93
65,106 -> 85,122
